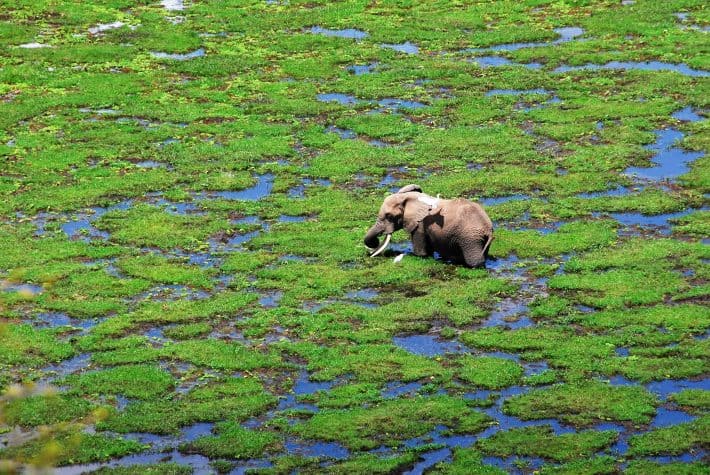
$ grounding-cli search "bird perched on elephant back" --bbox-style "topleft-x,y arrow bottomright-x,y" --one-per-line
364,184 -> 493,268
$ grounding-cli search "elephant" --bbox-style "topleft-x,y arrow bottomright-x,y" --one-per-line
363,184 -> 494,268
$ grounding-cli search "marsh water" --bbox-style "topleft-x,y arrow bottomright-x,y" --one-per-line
1,1 -> 709,474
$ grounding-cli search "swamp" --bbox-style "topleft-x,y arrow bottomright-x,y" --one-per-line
0,0 -> 708,473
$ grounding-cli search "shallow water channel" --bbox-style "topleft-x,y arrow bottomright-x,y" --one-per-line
2,4 -> 709,473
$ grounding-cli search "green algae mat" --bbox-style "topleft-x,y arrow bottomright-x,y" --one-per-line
1,0 -> 709,473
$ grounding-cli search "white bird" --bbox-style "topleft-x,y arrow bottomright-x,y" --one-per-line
417,194 -> 439,209
393,253 -> 405,263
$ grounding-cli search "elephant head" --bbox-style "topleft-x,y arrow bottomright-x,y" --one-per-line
363,184 -> 432,256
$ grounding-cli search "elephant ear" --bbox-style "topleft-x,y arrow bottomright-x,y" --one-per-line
403,195 -> 431,232
397,184 -> 422,194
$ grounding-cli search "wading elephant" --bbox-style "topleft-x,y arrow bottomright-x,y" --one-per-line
363,185 -> 493,268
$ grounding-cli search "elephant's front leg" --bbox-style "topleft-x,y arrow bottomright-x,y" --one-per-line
410,226 -> 430,257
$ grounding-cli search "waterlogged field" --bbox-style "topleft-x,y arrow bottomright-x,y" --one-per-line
0,0 -> 709,473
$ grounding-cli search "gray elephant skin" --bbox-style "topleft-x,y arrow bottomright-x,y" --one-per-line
364,185 -> 494,268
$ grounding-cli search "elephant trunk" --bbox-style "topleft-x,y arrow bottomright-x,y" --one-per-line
364,221 -> 385,249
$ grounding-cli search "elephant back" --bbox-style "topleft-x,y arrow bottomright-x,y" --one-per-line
447,198 -> 493,231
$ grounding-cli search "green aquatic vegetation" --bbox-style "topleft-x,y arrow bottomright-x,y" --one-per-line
527,96 -> 678,127
431,448 -> 506,475
297,382 -> 382,409
88,464 -> 193,475
681,155 -> 710,194
100,377 -> 277,434
523,369 -> 558,386
491,220 -> 617,258
551,188 -> 702,219
162,339 -> 282,371
2,0 -> 710,470
91,291 -> 258,336
538,456 -> 617,475
0,224 -> 119,270
0,21 -> 37,43
503,381 -> 657,426
548,266 -> 687,309
187,170 -> 257,194
307,140 -> 412,183
424,166 -> 615,199
8,168 -> 178,214
236,307 -> 293,340
460,327 -> 619,377
413,124 -> 537,167
369,273 -> 514,328
673,283 -> 710,302
614,355 -> 707,383
244,455 -> 317,475
90,345 -> 162,366
292,395 -> 492,450
452,324 -> 708,384
680,337 -> 710,360
0,431 -> 145,467
220,250 -> 278,273
76,333 -> 152,353
564,238 -> 710,273
64,364 -> 175,400
670,389 -> 710,413
477,425 -> 617,462
8,261 -> 91,287
116,255 -> 215,289
484,198 -> 544,222
335,113 -> 424,142
249,220 -> 367,264
211,459 -> 235,474
163,322 -> 212,340
37,268 -> 151,317
625,461 -> 710,475
324,452 -> 419,474
455,355 -> 523,389
1,394 -> 94,427
628,415 -> 709,456
529,295 -> 573,319
453,95 -> 513,127
280,341 -> 450,383
183,422 -> 279,459
0,323 -> 74,366
628,336 -> 708,359
672,210 -> 710,237
255,262 -> 353,305
95,204 -> 232,250
570,304 -> 710,333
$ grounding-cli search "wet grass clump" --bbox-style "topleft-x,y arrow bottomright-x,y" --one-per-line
281,342 -> 450,382
2,393 -> 94,427
455,355 -> 523,389
64,364 -> 175,400
0,432 -> 145,467
95,205 -> 232,250
100,377 -> 277,434
477,425 -> 618,462
503,381 -> 657,426
1,0 -> 708,472
292,395 -> 492,450
89,464 -> 193,475
432,449 -> 505,474
183,422 -> 279,459
670,389 -> 710,413
117,255 -> 216,289
629,415 -> 709,456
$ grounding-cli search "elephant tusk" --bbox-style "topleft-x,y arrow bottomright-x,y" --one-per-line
370,234 -> 391,257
